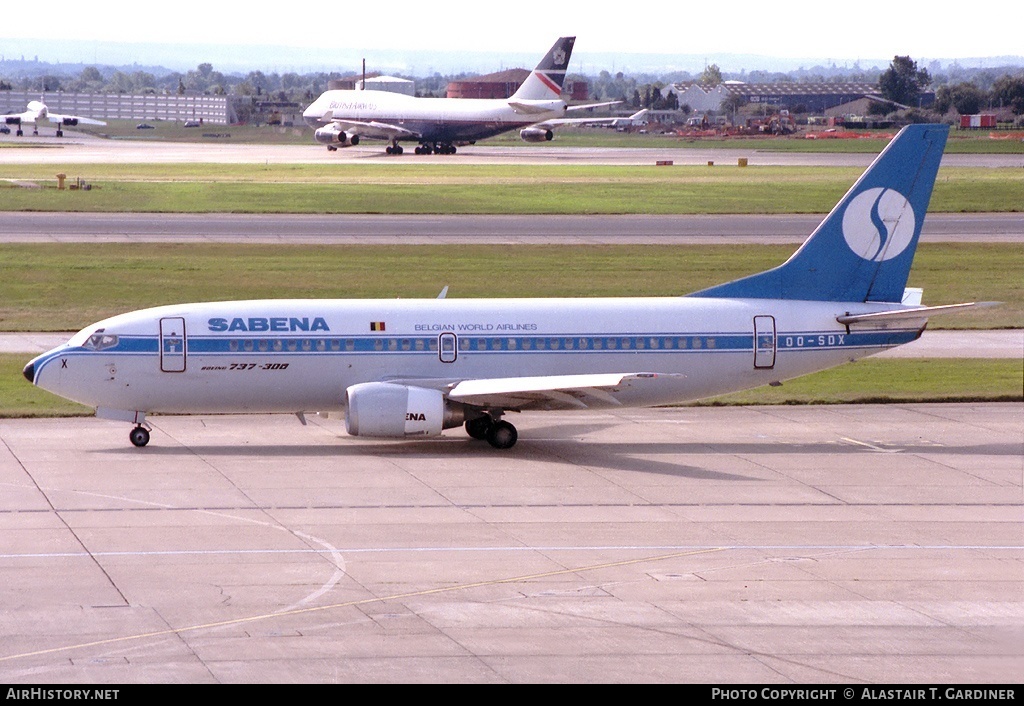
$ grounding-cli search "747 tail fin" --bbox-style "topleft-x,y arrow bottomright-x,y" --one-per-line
510,36 -> 576,101
690,124 -> 949,303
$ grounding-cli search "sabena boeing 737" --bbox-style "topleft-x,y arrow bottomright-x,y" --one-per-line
25,124 -> 982,450
302,36 -> 618,154
3,98 -> 106,137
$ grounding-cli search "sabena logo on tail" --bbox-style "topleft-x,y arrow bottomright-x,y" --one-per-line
842,187 -> 916,262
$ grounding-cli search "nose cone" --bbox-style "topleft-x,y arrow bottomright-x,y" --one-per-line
23,360 -> 35,383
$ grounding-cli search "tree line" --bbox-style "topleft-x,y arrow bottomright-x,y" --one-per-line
3,56 -> 1022,118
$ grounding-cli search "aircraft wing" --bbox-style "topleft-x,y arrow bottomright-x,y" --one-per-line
325,116 -> 420,141
446,372 -> 678,411
46,112 -> 106,126
3,110 -> 33,124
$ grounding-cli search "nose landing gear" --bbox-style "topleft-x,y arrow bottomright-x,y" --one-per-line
129,425 -> 151,447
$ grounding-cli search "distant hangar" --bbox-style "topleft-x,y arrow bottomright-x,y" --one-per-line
663,82 -> 935,113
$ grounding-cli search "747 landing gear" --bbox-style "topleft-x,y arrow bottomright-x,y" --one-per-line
129,425 -> 151,447
385,141 -> 404,155
465,416 -> 518,449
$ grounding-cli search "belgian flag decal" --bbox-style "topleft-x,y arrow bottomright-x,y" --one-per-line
370,321 -> 386,332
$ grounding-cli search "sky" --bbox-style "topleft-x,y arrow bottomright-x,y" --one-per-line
3,1 -> 1022,74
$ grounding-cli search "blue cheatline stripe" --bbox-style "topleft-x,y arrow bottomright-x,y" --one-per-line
55,328 -> 921,361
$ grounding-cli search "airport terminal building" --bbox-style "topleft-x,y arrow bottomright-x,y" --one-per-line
1,90 -> 233,124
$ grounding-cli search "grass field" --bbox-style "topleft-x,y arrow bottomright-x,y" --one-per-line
1,134 -> 1019,418
1,164 -> 1020,214
1,243 -> 1020,332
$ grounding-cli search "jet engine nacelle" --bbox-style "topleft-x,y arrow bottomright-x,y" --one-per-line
345,382 -> 464,438
520,127 -> 554,143
4,116 -> 21,125
314,124 -> 360,147
61,117 -> 79,126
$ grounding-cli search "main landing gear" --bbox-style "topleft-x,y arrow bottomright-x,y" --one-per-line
414,142 -> 457,155
465,415 -> 518,449
129,425 -> 151,447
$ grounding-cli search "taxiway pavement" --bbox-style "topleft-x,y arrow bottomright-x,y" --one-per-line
0,404 -> 1020,683
2,132 -> 1023,167
0,212 -> 1021,245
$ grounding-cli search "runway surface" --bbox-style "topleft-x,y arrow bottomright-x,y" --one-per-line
2,132 -> 1023,167
0,212 -> 1021,244
0,404 -> 1020,682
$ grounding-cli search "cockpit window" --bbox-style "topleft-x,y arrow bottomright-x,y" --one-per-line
83,332 -> 119,350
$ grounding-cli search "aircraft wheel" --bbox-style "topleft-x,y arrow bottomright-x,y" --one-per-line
394,145 -> 403,155
16,129 -> 23,137
486,420 -> 517,449
129,426 -> 150,448
465,416 -> 492,440
327,145 -> 337,152
385,146 -> 393,155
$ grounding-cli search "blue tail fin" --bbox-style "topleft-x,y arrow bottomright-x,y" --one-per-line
690,124 -> 949,303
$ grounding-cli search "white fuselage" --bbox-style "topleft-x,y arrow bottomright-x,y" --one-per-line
302,89 -> 566,143
28,297 -> 921,418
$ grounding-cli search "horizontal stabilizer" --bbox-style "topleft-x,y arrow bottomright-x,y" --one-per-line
508,99 -> 566,115
565,100 -> 623,113
836,302 -> 998,325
